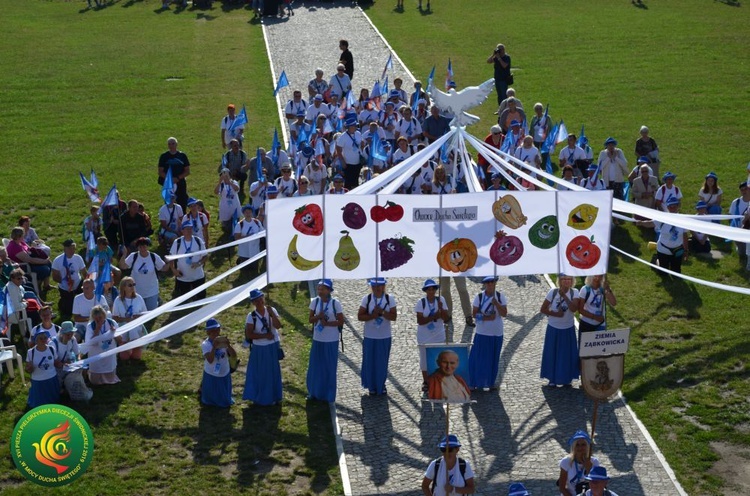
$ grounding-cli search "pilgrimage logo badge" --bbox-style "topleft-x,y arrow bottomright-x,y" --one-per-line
11,404 -> 94,487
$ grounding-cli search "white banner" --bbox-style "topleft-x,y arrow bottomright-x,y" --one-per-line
267,191 -> 613,282
579,328 -> 631,357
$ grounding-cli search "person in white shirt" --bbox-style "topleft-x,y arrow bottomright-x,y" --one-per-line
728,182 -> 750,259
597,137 -> 629,200
689,201 -> 712,254
83,305 -> 123,385
637,197 -> 689,273
112,277 -> 148,361
580,165 -> 606,191
328,64 -> 352,99
181,197 -> 210,243
169,223 -> 207,300
220,104 -> 243,149
514,135 -> 541,168
274,164 -> 298,198
580,466 -> 620,496
284,90 -> 307,128
249,170 -> 272,215
158,193 -> 183,248
51,239 -> 87,317
25,328 -> 61,408
395,107 -> 423,152
307,279 -> 345,402
421,434 -> 475,496
654,171 -> 682,211
558,134 -> 588,178
539,274 -> 580,388
357,278 -> 398,396
305,94 -> 331,125
234,205 -> 264,272
71,278 -> 109,342
200,318 -> 237,408
119,237 -> 167,310
468,276 -> 508,390
307,68 -> 329,99
214,168 -> 242,232
379,101 -> 400,144
391,136 -> 412,165
327,175 -> 349,195
335,119 -> 363,190
303,158 -> 328,195
414,279 -> 450,388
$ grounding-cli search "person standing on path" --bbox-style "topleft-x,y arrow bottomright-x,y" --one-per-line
243,289 -> 283,406
487,44 -> 511,106
339,39 -> 354,80
539,274 -> 580,388
559,430 -> 600,496
415,279 -> 450,391
421,434 -> 476,496
575,274 -> 616,334
307,279 -> 345,402
468,276 -> 507,390
358,277 -> 398,396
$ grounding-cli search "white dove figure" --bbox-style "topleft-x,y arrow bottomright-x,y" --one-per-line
429,78 -> 496,127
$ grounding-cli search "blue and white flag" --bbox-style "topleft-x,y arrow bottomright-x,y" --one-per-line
346,90 -> 357,109
555,120 -> 569,145
273,70 -> 289,97
371,80 -> 381,99
577,124 -> 587,148
256,148 -> 265,182
382,76 -> 389,97
411,82 -> 422,113
161,167 -> 174,205
0,286 -> 12,336
427,65 -> 436,92
323,118 -> 334,135
80,171 -> 101,203
501,131 -> 516,153
94,257 -> 112,300
99,184 -> 119,217
271,129 -> 281,165
381,53 -> 393,80
445,58 -> 454,91
229,105 -> 248,133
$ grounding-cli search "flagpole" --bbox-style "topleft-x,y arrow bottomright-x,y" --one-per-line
114,187 -> 127,259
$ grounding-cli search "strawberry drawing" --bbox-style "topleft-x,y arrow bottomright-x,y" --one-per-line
378,235 -> 415,271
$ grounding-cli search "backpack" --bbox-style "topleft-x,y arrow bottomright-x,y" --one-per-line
30,343 -> 57,364
366,294 -> 392,310
431,457 -> 467,494
174,236 -> 204,255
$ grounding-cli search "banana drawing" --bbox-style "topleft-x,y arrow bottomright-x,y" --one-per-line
287,234 -> 323,270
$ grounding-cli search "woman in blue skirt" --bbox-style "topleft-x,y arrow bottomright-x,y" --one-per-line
539,274 -> 580,388
25,329 -> 60,408
357,277 -> 398,395
306,279 -> 344,402
243,289 -> 283,406
200,318 -> 236,407
468,276 -> 508,390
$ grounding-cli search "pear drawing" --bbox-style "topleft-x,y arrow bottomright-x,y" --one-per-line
334,230 -> 360,271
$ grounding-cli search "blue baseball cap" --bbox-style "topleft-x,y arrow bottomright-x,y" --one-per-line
318,279 -> 334,291
492,172 -> 502,180
510,119 -> 521,127
508,483 -> 531,496
437,434 -> 461,449
389,89 -> 400,98
345,118 -> 358,127
296,108 -> 305,117
249,288 -> 264,301
241,204 -> 253,212
187,197 -> 199,207
587,164 -> 598,172
384,101 -> 395,107
314,94 -> 323,101
637,156 -> 650,164
333,174 -> 344,182
205,318 -> 221,331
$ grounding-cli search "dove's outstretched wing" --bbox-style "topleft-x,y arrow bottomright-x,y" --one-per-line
429,87 -> 458,115
429,79 -> 496,127
451,78 -> 496,111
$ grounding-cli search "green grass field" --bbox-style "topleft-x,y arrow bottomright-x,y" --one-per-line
1,0 -> 749,494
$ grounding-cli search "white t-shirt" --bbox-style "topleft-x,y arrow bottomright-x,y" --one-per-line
656,223 -> 686,253
217,181 -> 242,222
698,188 -> 723,206
72,293 -> 109,321
84,318 -> 118,374
221,115 -> 243,147
396,117 -> 422,143
358,109 -> 380,126
123,252 -> 166,299
249,181 -> 270,211
580,177 -> 606,191
181,213 -> 209,241
51,336 -> 80,365
169,236 -> 205,282
379,112 -> 400,140
158,203 -> 184,233
284,98 -> 308,121
578,286 -> 605,326
202,338 -> 230,377
432,182 -> 453,195
545,288 -> 579,329
360,293 -> 397,340
654,184 -> 683,207
472,291 -> 508,336
336,131 -> 363,164
514,145 -> 541,165
328,73 -> 352,97
26,346 -> 58,381
415,296 -> 447,344
32,323 -> 59,342
558,146 -> 587,166
309,297 -> 344,343
559,456 -> 600,496
112,295 -> 148,342
392,147 -> 412,165
246,307 -> 280,346
305,103 -> 330,124
303,163 -> 328,195
233,218 -> 264,259
532,115 -> 548,142
424,458 -> 475,496
274,176 -> 298,198
51,253 -> 86,292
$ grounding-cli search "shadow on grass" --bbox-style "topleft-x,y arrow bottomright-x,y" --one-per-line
122,0 -> 144,7
194,404 -> 235,465
305,401 -> 339,491
715,0 -> 741,6
76,359 -> 147,427
237,404 -> 283,485
220,0 -> 250,13
631,0 -> 649,9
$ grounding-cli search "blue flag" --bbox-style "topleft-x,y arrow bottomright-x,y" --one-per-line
271,129 -> 280,165
542,121 -> 559,154
381,53 -> 393,80
229,105 -> 248,133
94,256 -> 111,300
256,148 -> 265,182
273,70 -> 289,97
79,171 -> 101,202
346,90 -> 357,109
440,141 -> 450,164
161,167 -> 174,205
501,131 -> 516,153
623,180 -> 631,203
476,163 -> 486,182
577,124 -> 586,148
556,120 -> 569,145
411,82 -> 422,113
297,123 -> 309,146
0,286 -> 11,335
445,58 -> 454,90
371,80 -> 381,99
90,169 -> 99,189
522,118 -> 528,135
100,184 -> 118,208
382,76 -> 389,96
427,65 -> 436,91
315,138 -> 325,158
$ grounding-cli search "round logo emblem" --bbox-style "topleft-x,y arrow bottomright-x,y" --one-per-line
11,404 -> 94,487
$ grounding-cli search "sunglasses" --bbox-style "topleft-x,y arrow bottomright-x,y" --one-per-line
127,283 -> 136,287
300,181 -> 309,185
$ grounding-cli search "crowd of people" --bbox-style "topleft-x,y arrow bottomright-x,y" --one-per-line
7,38 -> 740,495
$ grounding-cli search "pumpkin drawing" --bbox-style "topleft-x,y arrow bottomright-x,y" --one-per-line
437,238 -> 478,273
492,194 -> 528,229
566,235 -> 601,269
528,215 -> 559,249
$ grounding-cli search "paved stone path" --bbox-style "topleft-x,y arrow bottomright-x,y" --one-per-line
264,4 -> 685,495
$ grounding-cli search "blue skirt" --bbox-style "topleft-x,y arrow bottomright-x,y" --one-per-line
468,334 -> 503,389
201,371 -> 234,408
361,337 -> 391,394
540,324 -> 580,385
306,340 -> 339,402
28,376 -> 60,409
243,342 -> 283,405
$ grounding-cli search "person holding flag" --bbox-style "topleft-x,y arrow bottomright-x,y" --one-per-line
530,103 -> 551,150
214,168 -> 242,233
220,104 -> 245,149
51,239 -> 87,318
336,118 -> 364,190
158,137 -> 191,210
157,192 -> 183,248
580,164 -> 607,191
558,134 -> 588,178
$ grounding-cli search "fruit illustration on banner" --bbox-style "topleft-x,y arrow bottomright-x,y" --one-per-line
292,204 -> 324,236
379,235 -> 415,271
528,215 -> 559,249
567,203 -> 599,230
492,195 -> 528,229
489,230 -> 525,266
287,235 -> 323,271
566,235 -> 601,269
334,230 -> 360,271
342,202 -> 367,230
436,238 -> 478,273
370,201 -> 405,223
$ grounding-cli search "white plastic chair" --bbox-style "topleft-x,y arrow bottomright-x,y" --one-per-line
0,341 -> 26,385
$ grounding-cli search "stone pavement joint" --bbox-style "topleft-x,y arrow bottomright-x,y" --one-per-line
263,3 -> 684,495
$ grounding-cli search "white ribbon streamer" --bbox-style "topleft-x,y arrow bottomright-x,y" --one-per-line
165,231 -> 265,260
